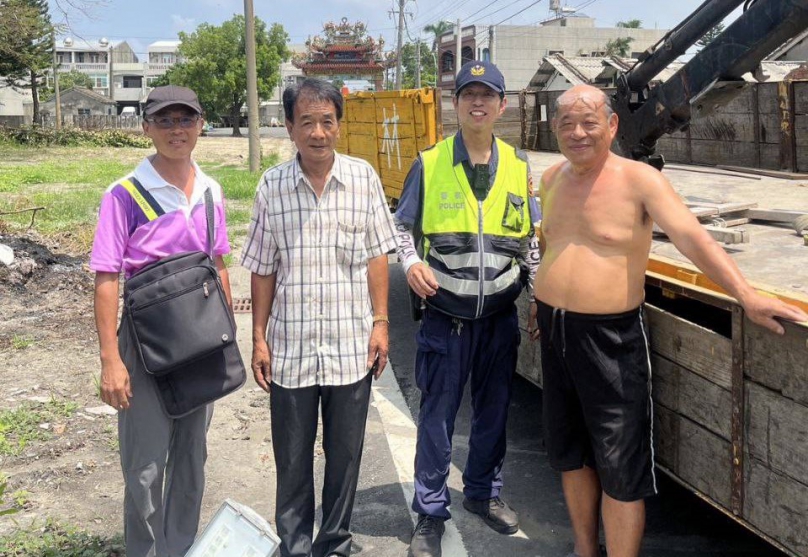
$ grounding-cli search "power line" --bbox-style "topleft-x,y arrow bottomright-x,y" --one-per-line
466,0 -> 535,26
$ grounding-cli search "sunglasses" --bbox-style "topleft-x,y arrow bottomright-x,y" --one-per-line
147,115 -> 201,129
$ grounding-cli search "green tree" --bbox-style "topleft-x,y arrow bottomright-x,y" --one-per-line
605,37 -> 634,57
161,16 -> 289,136
0,0 -> 53,122
400,40 -> 436,89
616,19 -> 642,28
423,20 -> 453,75
696,22 -> 725,49
39,68 -> 94,101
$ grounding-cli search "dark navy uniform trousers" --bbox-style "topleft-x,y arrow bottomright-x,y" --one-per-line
412,305 -> 520,519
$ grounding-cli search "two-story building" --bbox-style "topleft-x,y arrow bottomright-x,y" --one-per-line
47,38 -> 181,115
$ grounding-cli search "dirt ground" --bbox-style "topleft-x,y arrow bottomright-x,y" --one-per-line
0,136 -> 296,544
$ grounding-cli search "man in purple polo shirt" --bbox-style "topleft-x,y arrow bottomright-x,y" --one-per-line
89,85 -> 233,557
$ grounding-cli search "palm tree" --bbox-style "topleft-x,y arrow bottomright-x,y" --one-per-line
423,20 -> 454,73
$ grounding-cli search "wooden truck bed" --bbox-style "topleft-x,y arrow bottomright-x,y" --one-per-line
517,155 -> 808,556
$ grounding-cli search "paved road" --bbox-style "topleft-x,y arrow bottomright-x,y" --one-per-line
205,126 -> 289,138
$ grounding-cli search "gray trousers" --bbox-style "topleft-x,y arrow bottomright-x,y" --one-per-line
118,318 -> 213,557
271,374 -> 373,557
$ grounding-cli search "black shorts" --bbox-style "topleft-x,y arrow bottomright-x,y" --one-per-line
537,299 -> 657,502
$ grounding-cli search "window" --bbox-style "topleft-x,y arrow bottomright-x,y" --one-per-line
441,51 -> 455,73
461,46 -> 474,65
90,74 -> 108,88
77,108 -> 90,116
123,75 -> 142,88
75,53 -> 85,63
482,48 -> 490,62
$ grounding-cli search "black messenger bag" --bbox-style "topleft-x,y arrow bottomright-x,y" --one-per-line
121,180 -> 245,416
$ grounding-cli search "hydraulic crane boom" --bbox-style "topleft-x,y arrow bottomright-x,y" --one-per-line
613,0 -> 808,169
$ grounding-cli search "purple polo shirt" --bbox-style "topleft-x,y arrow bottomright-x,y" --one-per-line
90,157 -> 231,279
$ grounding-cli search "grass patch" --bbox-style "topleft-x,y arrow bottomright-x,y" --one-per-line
1,474 -> 19,517
11,335 -> 34,350
0,159 -> 133,249
205,165 -> 263,201
0,520 -> 125,557
0,149 -> 277,249
0,160 -> 131,193
0,398 -> 79,456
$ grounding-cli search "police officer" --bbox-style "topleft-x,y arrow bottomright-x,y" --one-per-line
394,60 -> 541,557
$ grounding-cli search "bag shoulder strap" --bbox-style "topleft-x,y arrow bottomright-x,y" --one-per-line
121,174 -> 216,259
204,187 -> 215,259
120,177 -> 165,222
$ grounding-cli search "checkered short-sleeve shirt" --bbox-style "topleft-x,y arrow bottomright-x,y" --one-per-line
241,153 -> 397,388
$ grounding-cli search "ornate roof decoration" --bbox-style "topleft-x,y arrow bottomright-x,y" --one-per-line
292,17 -> 394,74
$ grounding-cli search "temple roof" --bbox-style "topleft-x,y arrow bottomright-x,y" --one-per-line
293,17 -> 395,75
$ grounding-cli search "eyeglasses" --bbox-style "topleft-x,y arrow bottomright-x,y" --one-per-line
147,115 -> 201,129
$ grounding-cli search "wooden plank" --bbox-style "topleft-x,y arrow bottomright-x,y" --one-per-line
346,122 -> 377,136
378,167 -> 410,188
682,206 -> 720,217
653,224 -> 749,244
689,117 -> 756,143
744,319 -> 808,407
652,354 -> 732,440
515,294 -> 542,386
347,134 -> 379,159
374,99 -> 417,124
677,415 -> 733,507
731,306 -> 745,515
794,80 -> 808,114
645,305 -> 733,389
708,217 -> 751,227
701,225 -> 750,244
683,201 -> 758,214
757,82 -> 781,114
746,208 -> 808,223
690,139 -> 761,168
744,457 -> 808,557
746,382 -> 808,484
653,403 -> 678,469
376,136 -> 419,167
759,113 -> 781,144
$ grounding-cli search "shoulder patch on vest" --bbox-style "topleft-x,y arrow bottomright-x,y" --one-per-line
514,147 -> 529,163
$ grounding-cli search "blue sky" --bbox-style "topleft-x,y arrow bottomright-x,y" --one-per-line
50,0 -> 741,60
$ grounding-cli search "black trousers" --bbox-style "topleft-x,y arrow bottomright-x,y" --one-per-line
270,373 -> 373,557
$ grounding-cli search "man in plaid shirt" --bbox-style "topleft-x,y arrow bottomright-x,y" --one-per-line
241,78 -> 396,557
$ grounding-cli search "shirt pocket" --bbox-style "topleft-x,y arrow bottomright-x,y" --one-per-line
502,192 -> 525,233
335,221 -> 368,267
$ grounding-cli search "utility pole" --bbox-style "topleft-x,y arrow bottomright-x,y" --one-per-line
52,32 -> 61,130
415,40 -> 421,88
395,0 -> 405,89
244,0 -> 261,172
456,18 -> 462,77
489,25 -> 495,64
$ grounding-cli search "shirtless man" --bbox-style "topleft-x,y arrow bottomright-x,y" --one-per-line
532,84 -> 808,557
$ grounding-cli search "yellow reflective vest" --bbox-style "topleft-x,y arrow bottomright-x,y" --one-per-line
420,135 -> 530,319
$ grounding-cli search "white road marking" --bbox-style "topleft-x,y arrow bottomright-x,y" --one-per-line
372,363 -> 470,556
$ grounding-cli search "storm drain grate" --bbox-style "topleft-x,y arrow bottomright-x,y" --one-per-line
232,297 -> 252,313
